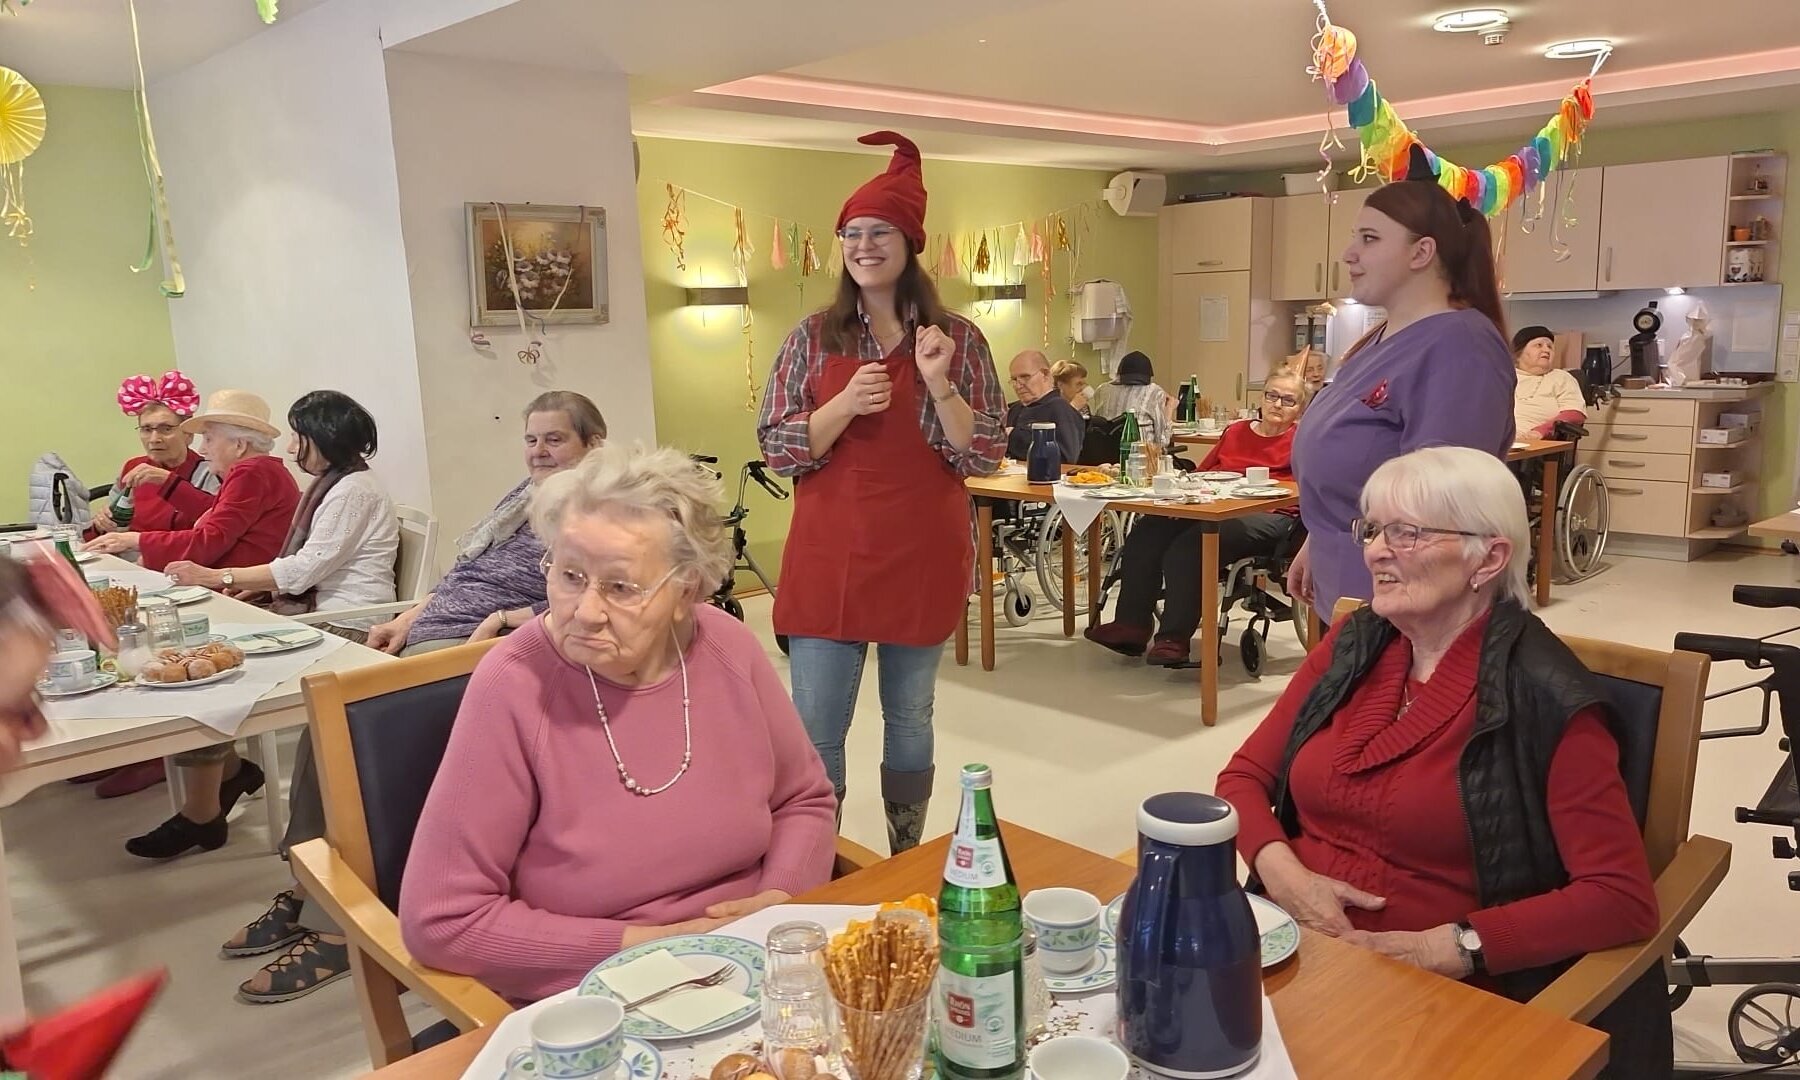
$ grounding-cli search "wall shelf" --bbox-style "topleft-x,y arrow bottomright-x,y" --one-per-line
1729,194 -> 1782,201
1688,525 -> 1746,540
1691,483 -> 1748,495
1725,240 -> 1771,247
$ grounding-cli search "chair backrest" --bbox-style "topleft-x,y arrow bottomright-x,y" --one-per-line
1077,415 -> 1125,466
1324,597 -> 1708,875
302,639 -> 502,910
393,505 -> 440,603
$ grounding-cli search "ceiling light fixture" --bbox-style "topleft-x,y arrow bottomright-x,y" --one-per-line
1431,9 -> 1509,33
1544,38 -> 1613,60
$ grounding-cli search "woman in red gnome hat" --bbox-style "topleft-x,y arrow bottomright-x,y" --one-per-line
757,131 -> 1005,854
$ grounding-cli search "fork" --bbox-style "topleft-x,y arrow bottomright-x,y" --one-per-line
619,964 -> 734,1012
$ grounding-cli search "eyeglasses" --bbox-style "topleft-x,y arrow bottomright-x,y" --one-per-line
1009,372 -> 1048,387
836,226 -> 904,247
1351,518 -> 1481,552
137,423 -> 180,437
1263,390 -> 1301,408
540,554 -> 681,610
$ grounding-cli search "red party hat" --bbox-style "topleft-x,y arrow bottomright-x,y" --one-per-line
1,970 -> 167,1079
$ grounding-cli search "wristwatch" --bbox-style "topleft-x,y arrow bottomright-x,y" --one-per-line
221,571 -> 235,588
930,384 -> 961,404
1454,922 -> 1486,976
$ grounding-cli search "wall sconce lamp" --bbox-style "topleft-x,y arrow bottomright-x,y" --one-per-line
685,285 -> 750,306
973,283 -> 1027,302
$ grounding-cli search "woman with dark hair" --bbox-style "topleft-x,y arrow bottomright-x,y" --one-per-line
1285,168 -> 1517,617
757,131 -> 1005,853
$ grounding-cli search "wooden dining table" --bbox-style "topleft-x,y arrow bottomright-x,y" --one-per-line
957,472 -> 1300,726
369,823 -> 1608,1080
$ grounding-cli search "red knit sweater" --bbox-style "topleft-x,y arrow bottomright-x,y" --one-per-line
1198,421 -> 1298,517
137,455 -> 300,573
117,450 -> 215,534
1217,612 -> 1658,977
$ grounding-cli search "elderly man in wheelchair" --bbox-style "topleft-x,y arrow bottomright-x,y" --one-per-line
1084,369 -> 1311,669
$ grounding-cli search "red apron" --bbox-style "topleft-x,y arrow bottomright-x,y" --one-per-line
772,345 -> 972,647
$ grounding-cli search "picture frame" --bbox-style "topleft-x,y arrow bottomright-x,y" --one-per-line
465,202 -> 609,327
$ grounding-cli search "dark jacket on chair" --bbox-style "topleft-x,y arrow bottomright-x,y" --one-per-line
1269,599 -> 1670,1079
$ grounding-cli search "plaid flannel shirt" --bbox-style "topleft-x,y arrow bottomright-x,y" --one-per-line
757,306 -> 1006,479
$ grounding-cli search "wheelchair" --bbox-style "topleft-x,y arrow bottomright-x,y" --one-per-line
989,501 -> 1128,626
693,455 -> 791,654
1668,585 -> 1800,1068
1520,417 -> 1610,586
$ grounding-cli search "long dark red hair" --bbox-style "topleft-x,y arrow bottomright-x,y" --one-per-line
1343,180 -> 1507,362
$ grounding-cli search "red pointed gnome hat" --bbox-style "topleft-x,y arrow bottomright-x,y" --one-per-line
836,131 -> 928,253
1,969 -> 167,1079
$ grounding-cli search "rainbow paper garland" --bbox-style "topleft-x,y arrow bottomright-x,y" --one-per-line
1311,7 -> 1598,218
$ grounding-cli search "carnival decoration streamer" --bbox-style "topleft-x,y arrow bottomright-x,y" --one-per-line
770,220 -> 789,270
1028,221 -> 1047,265
1011,224 -> 1031,267
0,67 -> 44,250
255,0 -> 278,23
0,0 -> 33,13
972,232 -> 991,277
730,206 -> 755,279
126,0 -> 183,297
1309,0 -> 1602,218
800,228 -> 822,276
936,234 -> 960,279
661,183 -> 688,271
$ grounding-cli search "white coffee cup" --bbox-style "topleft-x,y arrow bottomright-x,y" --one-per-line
505,998 -> 623,1079
1028,1035 -> 1131,1080
1023,888 -> 1102,976
1246,466 -> 1272,486
46,650 -> 98,692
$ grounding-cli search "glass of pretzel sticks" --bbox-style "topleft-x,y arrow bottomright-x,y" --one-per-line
826,908 -> 938,1080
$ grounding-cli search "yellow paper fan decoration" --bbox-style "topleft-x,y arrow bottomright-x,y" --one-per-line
0,67 -> 45,245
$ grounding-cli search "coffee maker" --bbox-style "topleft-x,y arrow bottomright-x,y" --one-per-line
1629,302 -> 1663,380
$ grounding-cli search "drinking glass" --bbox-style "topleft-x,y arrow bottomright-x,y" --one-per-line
835,991 -> 927,1080
1021,926 -> 1051,1040
761,966 -> 834,1079
766,920 -> 828,976
140,599 -> 183,652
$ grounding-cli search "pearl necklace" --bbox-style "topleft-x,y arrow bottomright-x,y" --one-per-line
587,631 -> 691,797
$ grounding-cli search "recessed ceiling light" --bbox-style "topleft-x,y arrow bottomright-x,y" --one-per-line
1432,8 -> 1510,33
1544,38 -> 1613,59
977,38 -> 988,44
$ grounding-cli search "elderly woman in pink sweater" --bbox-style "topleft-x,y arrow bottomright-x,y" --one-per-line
399,445 -> 838,1003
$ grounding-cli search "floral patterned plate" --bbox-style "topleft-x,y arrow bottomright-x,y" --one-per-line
1045,930 -> 1116,995
500,1035 -> 662,1079
578,934 -> 763,1042
1105,893 -> 1300,969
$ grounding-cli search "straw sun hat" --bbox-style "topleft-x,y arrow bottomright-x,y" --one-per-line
180,389 -> 280,439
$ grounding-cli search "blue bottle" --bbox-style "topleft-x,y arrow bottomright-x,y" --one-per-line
1026,422 -> 1061,484
1117,792 -> 1263,1078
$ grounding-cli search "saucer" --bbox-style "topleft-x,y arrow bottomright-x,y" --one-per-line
500,1035 -> 662,1079
1044,931 -> 1116,995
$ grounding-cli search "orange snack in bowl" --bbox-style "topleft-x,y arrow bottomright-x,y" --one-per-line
1068,469 -> 1110,485
879,893 -> 937,920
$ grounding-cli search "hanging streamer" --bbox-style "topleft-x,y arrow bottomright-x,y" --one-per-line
126,0 -> 183,297
255,0 -> 278,23
800,228 -> 821,276
661,183 -> 688,271
1011,224 -> 1031,267
730,206 -> 755,279
0,66 -> 44,253
769,219 -> 789,270
937,233 -> 960,279
972,232 -> 991,276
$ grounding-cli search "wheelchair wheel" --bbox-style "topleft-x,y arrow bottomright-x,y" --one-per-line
719,595 -> 745,621
1003,585 -> 1033,627
1727,982 -> 1800,1064
1556,465 -> 1609,582
1035,508 -> 1126,614
1667,937 -> 1692,1012
1240,629 -> 1265,678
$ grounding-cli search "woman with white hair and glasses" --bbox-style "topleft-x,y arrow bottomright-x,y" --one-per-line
1217,446 -> 1664,1078
85,389 -> 300,574
400,445 -> 836,1003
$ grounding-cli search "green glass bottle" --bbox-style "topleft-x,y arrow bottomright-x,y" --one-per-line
1118,410 -> 1140,474
936,764 -> 1024,1080
51,525 -> 84,577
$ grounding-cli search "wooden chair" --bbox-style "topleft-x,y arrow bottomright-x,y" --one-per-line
288,639 -> 881,1068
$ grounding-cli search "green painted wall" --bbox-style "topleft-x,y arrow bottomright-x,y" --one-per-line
636,137 -> 1158,584
0,86 -> 177,521
1179,111 -> 1800,529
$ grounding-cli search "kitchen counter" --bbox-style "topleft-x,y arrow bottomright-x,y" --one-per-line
1613,383 -> 1773,402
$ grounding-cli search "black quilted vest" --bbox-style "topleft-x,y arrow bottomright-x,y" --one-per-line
1268,598 -> 1610,1001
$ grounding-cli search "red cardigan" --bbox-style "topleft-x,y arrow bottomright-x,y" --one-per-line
1198,421 -> 1298,517
1216,612 -> 1658,978
137,455 -> 300,573
118,450 -> 216,534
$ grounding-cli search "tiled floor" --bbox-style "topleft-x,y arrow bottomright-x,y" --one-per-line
8,549 -> 1798,1077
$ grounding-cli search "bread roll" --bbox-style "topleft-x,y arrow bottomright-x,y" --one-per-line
185,658 -> 219,680
144,660 -> 187,684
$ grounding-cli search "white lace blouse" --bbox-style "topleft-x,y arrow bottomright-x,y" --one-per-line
269,470 -> 400,612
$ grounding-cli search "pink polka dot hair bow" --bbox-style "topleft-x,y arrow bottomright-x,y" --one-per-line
116,370 -> 200,418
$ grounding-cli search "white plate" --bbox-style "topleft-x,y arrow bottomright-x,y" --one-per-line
1105,892 -> 1299,969
136,666 -> 245,689
74,551 -> 99,564
577,934 -> 763,1041
1512,441 -> 1531,449
1231,485 -> 1289,498
35,672 -> 119,699
232,627 -> 326,655
1200,471 -> 1242,482
496,1035 -> 663,1079
1060,477 -> 1114,489
143,585 -> 211,606
1045,931 -> 1116,995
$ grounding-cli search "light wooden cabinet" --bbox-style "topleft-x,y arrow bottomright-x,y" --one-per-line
1598,157 -> 1728,290
1271,195 -> 1331,301
1497,167 -> 1603,293
1163,199 -> 1255,273
1165,271 -> 1253,406
1269,187 -> 1371,300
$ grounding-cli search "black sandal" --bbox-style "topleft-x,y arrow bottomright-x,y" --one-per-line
236,932 -> 350,1004
221,890 -> 305,959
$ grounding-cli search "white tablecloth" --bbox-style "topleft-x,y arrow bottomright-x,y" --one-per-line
459,904 -> 1296,1080
43,626 -> 349,736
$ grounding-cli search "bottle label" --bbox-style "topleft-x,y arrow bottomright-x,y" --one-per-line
944,799 -> 1006,889
936,967 -> 1019,1070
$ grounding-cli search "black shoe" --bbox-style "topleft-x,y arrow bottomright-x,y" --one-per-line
220,759 -> 265,817
126,812 -> 228,859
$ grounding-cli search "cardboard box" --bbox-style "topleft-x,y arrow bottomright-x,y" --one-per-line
1698,427 -> 1749,445
1718,411 -> 1761,430
1701,471 -> 1740,489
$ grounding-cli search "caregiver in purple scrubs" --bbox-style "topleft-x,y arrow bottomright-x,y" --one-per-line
1288,174 -> 1516,617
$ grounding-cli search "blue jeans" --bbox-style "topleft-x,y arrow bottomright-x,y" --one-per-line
787,637 -> 943,793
